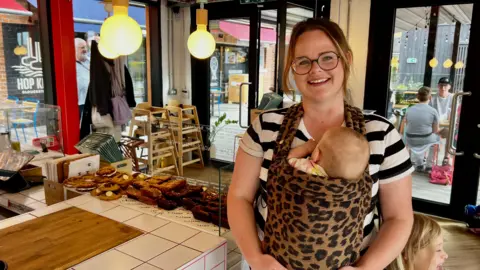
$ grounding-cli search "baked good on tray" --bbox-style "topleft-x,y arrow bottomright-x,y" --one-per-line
147,174 -> 171,185
96,166 -> 116,177
151,179 -> 186,192
138,195 -> 157,205
98,191 -> 122,201
94,175 -> 110,183
63,176 -> 85,188
98,183 -> 120,192
126,186 -> 142,199
111,173 -> 134,187
133,180 -> 150,190
163,185 -> 204,200
141,187 -> 162,199
191,205 -> 211,223
157,197 -> 178,210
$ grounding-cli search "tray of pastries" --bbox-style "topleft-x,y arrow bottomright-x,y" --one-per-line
63,169 -> 230,228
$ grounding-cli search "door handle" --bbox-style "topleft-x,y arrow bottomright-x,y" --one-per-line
446,91 -> 471,156
239,82 -> 252,129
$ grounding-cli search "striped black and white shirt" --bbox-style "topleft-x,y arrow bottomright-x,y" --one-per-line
239,107 -> 414,250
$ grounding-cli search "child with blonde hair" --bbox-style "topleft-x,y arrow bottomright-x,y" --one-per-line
388,213 -> 448,270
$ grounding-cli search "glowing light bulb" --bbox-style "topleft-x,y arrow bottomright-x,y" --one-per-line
100,14 -> 142,55
454,61 -> 464,69
188,8 -> 216,59
98,40 -> 119,59
188,24 -> 216,59
443,59 -> 453,68
429,58 -> 438,68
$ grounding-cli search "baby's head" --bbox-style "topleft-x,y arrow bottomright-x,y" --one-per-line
388,213 -> 448,270
313,127 -> 369,180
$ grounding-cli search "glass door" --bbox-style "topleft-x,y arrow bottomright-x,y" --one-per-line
366,0 -> 480,219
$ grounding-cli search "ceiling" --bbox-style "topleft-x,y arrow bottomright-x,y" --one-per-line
395,4 -> 473,33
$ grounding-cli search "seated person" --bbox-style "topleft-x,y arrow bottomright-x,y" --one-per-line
388,213 -> 448,270
404,87 -> 441,171
288,126 -> 370,180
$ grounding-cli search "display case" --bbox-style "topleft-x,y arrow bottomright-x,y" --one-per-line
0,99 -> 64,160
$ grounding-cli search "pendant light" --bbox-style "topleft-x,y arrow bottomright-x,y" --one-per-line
188,0 -> 216,59
429,58 -> 438,68
454,61 -> 464,69
98,40 -> 119,59
443,59 -> 453,68
100,0 -> 143,56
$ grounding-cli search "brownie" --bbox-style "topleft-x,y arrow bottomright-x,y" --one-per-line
138,195 -> 157,205
191,205 -> 211,223
157,198 -> 178,210
182,198 -> 197,210
211,213 -> 230,229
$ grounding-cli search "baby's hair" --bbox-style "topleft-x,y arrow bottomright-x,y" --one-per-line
387,213 -> 442,270
320,127 -> 369,180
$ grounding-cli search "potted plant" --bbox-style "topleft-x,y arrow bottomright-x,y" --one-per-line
207,113 -> 238,160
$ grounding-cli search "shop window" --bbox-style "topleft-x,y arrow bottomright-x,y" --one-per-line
0,0 -> 45,102
72,0 -> 148,108
284,6 -> 314,105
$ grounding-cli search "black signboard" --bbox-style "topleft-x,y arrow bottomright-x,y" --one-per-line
2,23 -> 44,102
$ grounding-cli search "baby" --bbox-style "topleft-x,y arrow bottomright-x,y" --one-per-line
288,126 -> 370,181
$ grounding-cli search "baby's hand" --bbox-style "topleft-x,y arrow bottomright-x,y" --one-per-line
288,139 -> 317,159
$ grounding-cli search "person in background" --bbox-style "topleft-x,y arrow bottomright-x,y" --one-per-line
75,38 -> 90,120
430,77 -> 454,166
404,87 -> 441,172
430,77 -> 453,122
387,213 -> 448,270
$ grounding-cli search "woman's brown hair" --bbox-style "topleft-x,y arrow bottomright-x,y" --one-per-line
283,18 -> 353,100
387,213 -> 442,270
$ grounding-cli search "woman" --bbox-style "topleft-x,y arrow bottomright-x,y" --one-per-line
227,19 -> 414,270
388,214 -> 448,270
403,87 -> 441,171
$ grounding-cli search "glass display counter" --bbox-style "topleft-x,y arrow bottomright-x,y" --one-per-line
0,99 -> 64,160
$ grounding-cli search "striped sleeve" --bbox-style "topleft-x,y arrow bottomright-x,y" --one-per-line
239,115 -> 264,158
378,122 -> 414,184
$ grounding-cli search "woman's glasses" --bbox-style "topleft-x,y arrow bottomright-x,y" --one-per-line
291,51 -> 340,75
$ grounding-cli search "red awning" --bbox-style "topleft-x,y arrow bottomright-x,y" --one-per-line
0,0 -> 30,14
218,21 -> 277,43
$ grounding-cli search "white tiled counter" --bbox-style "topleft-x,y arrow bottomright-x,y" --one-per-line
0,194 -> 228,270
0,185 -> 47,214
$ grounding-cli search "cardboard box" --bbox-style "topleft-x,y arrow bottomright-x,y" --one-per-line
20,164 -> 43,183
100,158 -> 132,174
44,180 -> 82,206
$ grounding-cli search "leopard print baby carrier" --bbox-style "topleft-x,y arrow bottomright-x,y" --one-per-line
263,103 -> 373,270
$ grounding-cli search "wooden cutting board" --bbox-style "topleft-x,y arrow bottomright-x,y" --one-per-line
0,207 -> 143,270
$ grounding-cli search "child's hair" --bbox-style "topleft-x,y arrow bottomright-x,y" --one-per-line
388,213 -> 442,270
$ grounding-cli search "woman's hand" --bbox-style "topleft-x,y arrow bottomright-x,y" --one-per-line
249,254 -> 287,270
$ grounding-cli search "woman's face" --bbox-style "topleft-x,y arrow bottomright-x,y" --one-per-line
414,235 -> 448,270
293,30 -> 345,103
